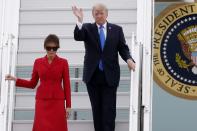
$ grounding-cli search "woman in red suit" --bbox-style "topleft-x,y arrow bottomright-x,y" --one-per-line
6,34 -> 71,131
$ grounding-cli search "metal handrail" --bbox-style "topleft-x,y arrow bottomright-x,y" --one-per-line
129,32 -> 142,131
0,0 -> 6,48
0,34 -> 11,131
0,34 -> 16,131
0,0 -> 20,130
8,34 -> 16,131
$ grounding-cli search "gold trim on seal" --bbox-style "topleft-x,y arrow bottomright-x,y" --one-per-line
154,3 -> 197,99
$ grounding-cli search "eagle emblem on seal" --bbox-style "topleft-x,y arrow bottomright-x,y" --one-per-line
177,25 -> 197,74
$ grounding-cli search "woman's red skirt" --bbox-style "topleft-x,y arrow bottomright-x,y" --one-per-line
32,99 -> 67,131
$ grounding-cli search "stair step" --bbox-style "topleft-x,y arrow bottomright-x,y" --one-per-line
17,51 -> 129,65
16,65 -> 131,78
14,108 -> 129,121
20,8 -> 136,24
20,0 -> 136,9
15,92 -> 130,108
15,80 -> 130,93
13,120 -> 129,131
19,23 -> 135,37
18,37 -> 132,52
18,35 -> 132,39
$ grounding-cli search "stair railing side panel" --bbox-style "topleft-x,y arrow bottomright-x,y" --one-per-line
136,1 -> 145,130
129,32 -> 141,131
141,0 -> 154,131
0,35 -> 10,131
0,0 -> 6,48
0,0 -> 4,122
0,35 -> 17,131
8,34 -> 17,131
0,0 -> 20,130
137,0 -> 154,131
4,1 -> 15,128
7,0 -> 20,131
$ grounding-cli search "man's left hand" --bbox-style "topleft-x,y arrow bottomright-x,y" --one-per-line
127,59 -> 135,71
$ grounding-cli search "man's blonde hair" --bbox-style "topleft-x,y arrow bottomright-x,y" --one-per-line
92,3 -> 108,13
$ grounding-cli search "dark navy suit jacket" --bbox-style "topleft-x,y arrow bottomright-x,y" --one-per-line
74,22 -> 134,87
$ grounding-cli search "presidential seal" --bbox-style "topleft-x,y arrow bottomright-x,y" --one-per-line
154,3 -> 197,99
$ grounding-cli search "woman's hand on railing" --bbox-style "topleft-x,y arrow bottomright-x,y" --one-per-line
5,74 -> 17,81
66,108 -> 71,119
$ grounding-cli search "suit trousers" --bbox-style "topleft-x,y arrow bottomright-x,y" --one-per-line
86,67 -> 117,131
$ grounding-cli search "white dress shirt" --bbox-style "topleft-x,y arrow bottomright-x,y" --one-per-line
77,21 -> 107,38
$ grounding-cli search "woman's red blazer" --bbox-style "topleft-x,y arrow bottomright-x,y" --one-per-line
16,55 -> 71,107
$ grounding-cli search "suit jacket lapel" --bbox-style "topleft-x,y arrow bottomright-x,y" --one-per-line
103,23 -> 112,51
92,23 -> 102,52
43,55 -> 58,68
43,55 -> 50,68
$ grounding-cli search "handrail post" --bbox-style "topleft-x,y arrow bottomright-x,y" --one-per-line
136,0 -> 154,131
129,32 -> 141,131
0,34 -> 10,131
0,33 -> 16,131
8,34 -> 16,131
0,0 -> 20,130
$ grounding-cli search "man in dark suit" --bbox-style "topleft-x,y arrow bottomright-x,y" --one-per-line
72,3 -> 135,131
